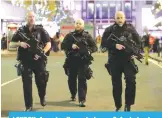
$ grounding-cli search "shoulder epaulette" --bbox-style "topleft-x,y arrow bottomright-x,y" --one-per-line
127,23 -> 134,27
126,23 -> 135,30
18,26 -> 26,32
83,30 -> 89,34
82,31 -> 89,36
70,31 -> 76,35
35,24 -> 43,29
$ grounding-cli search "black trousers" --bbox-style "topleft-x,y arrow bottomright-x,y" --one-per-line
21,59 -> 48,108
68,65 -> 88,102
109,58 -> 136,108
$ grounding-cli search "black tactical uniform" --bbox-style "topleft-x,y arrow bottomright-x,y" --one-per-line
61,30 -> 97,107
101,22 -> 140,111
11,25 -> 50,111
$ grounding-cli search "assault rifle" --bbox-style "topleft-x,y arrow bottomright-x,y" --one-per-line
108,33 -> 143,63
17,31 -> 47,59
66,33 -> 94,62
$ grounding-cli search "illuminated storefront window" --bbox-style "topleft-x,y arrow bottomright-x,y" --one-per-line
124,1 -> 132,19
102,2 -> 108,19
82,0 -> 86,10
116,1 -> 122,11
96,3 -> 101,19
83,1 -> 132,21
87,2 -> 94,19
109,2 -> 116,19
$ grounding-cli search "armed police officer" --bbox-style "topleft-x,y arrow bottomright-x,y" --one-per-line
101,11 -> 141,111
61,18 -> 97,107
9,11 -> 51,111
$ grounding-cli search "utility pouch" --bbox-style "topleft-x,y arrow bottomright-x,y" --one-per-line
14,62 -> 23,76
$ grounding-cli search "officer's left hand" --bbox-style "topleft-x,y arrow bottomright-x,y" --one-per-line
131,55 -> 137,59
33,54 -> 41,60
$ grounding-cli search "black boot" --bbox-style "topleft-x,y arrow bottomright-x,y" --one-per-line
71,96 -> 76,101
79,101 -> 86,107
115,107 -> 121,112
40,98 -> 46,107
124,104 -> 131,111
24,107 -> 32,111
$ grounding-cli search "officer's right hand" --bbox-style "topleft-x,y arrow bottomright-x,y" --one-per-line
72,44 -> 79,49
20,42 -> 30,49
116,44 -> 125,50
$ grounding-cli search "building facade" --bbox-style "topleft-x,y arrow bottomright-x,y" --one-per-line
81,0 -> 156,37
